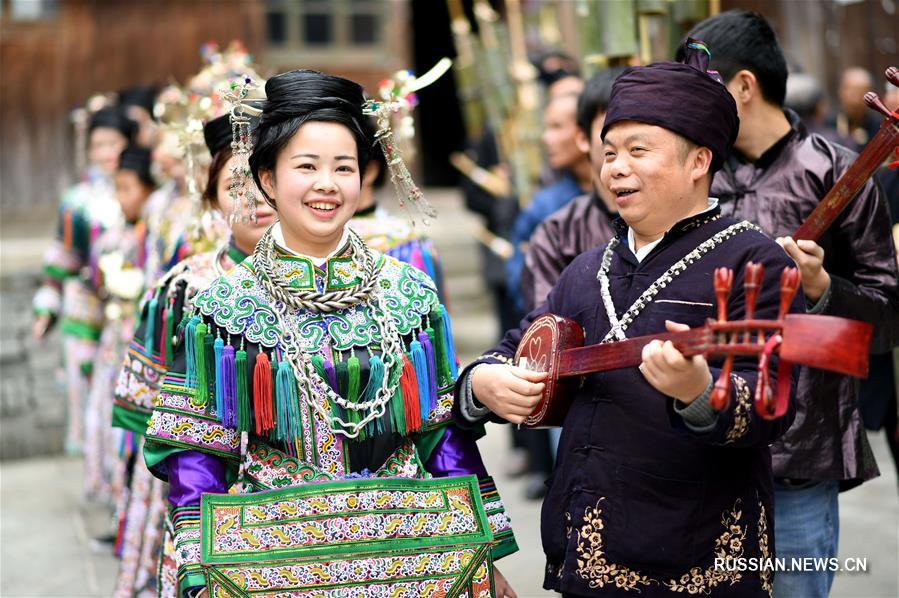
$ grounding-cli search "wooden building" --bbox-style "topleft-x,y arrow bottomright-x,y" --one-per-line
0,0 -> 412,218
1,0 -> 896,218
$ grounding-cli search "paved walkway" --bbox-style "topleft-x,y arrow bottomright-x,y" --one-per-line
1,190 -> 896,596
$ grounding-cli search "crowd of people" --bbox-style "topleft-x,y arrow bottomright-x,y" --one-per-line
29,9 -> 898,598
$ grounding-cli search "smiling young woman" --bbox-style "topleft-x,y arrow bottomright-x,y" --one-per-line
141,70 -> 519,597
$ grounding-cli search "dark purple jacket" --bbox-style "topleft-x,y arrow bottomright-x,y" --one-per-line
455,210 -> 803,596
521,191 -> 617,311
712,111 -> 897,488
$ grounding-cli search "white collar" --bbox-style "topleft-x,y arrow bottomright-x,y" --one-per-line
271,221 -> 350,267
627,198 -> 719,263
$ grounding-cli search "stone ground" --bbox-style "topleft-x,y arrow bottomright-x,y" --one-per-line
1,190 -> 897,596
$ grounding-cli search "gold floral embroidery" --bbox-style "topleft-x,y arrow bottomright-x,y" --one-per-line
574,498 -> 654,591
574,498 -> 747,594
665,500 -> 745,594
758,501 -> 773,595
725,374 -> 751,444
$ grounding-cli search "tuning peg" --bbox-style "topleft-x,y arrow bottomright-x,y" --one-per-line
886,66 -> 898,89
743,262 -> 764,321
778,267 -> 801,321
864,92 -> 894,118
714,267 -> 733,321
710,356 -> 734,411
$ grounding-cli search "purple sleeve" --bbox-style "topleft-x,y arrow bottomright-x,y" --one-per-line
166,451 -> 228,508
425,426 -> 489,478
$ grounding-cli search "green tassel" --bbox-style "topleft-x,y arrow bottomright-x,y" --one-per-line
311,354 -> 327,379
192,322 -> 209,407
430,307 -> 453,387
203,330 -> 215,413
336,360 -> 349,397
144,294 -> 159,357
389,358 -> 406,435
164,301 -> 175,367
347,355 -> 361,404
236,349 -> 249,433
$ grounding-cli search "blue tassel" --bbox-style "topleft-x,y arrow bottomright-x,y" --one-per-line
184,316 -> 199,388
221,345 -> 236,428
441,307 -> 459,379
144,294 -> 159,357
419,331 -> 438,414
420,248 -> 438,284
410,340 -> 430,423
213,338 -> 225,421
276,360 -> 300,443
360,354 -> 384,403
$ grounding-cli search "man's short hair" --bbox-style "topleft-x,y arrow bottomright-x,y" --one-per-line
676,10 -> 788,107
576,67 -> 627,136
675,134 -> 699,165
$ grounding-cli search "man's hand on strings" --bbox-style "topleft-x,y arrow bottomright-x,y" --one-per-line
776,236 -> 829,302
470,363 -> 547,424
639,320 -> 711,404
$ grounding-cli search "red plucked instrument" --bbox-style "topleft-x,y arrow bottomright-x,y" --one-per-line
517,263 -> 872,427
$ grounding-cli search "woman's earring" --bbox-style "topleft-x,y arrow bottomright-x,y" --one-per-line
224,76 -> 263,225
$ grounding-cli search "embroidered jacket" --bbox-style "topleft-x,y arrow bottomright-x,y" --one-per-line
114,244 -> 247,435
33,168 -> 123,350
348,209 -> 446,300
455,208 -> 804,596
143,236 -> 516,594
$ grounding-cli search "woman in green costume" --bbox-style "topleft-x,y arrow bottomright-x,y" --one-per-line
143,70 -> 518,597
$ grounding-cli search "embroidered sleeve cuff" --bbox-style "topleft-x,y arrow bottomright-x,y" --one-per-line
674,379 -> 718,432
459,364 -> 491,423
806,278 -> 832,314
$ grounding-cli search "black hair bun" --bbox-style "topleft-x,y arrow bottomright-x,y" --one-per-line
261,69 -> 365,128
90,106 -> 138,141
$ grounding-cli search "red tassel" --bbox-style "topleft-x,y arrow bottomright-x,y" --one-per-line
253,352 -> 273,435
400,355 -> 421,433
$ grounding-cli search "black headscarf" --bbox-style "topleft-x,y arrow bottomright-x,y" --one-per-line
602,38 -> 739,172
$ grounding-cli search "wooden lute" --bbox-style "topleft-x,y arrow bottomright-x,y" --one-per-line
517,264 -> 872,428
793,66 -> 899,241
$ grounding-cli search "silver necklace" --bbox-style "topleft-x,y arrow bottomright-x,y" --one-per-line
597,220 -> 761,342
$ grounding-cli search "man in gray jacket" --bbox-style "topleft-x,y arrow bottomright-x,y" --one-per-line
681,11 -> 899,597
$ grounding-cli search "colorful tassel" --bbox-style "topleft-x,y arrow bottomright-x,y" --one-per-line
323,358 -> 339,393
192,322 -> 209,407
360,354 -> 384,403
440,306 -> 459,379
213,337 -> 225,420
236,349 -> 250,433
221,345 -> 236,427
410,341 -> 430,424
253,352 -> 273,435
158,302 -> 169,365
419,331 -> 438,414
347,355 -> 361,404
184,316 -> 199,389
164,299 -> 176,367
144,294 -> 159,357
400,354 -> 421,433
276,360 -> 300,443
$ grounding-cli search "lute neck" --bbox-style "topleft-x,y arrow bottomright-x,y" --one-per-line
557,328 -> 712,378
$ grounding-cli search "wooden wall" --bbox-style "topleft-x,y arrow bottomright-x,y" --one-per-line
0,0 -> 264,218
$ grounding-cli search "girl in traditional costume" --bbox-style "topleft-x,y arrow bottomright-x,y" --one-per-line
143,70 -> 517,597
32,106 -> 136,455
83,146 -> 155,507
112,112 -> 274,597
